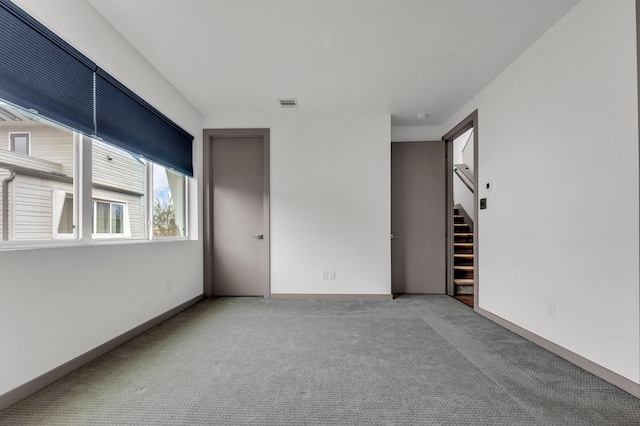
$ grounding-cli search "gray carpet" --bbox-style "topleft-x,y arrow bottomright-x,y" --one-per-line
1,295 -> 639,425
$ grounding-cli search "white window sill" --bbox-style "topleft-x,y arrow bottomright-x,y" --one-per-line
0,235 -> 192,252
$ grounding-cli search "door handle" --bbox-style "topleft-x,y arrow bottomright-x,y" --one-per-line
391,234 -> 399,240
252,233 -> 264,240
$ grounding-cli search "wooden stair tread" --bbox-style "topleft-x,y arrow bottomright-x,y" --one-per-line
453,209 -> 474,296
454,265 -> 474,270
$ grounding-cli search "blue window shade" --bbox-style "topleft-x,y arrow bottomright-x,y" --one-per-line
0,0 -> 95,136
0,0 -> 194,176
96,70 -> 193,177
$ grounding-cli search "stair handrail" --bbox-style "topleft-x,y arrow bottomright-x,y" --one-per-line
454,163 -> 474,193
462,129 -> 474,154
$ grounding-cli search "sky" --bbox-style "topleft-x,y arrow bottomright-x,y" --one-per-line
153,164 -> 171,207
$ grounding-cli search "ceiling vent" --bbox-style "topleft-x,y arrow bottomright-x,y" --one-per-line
278,98 -> 298,108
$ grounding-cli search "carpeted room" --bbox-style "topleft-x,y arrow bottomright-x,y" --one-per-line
1,296 -> 639,425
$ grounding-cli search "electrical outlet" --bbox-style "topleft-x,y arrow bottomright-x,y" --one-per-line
546,302 -> 555,318
322,270 -> 329,280
166,282 -> 172,294
329,270 -> 336,280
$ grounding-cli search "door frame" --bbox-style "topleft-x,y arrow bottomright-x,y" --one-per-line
442,110 -> 478,308
202,128 -> 271,298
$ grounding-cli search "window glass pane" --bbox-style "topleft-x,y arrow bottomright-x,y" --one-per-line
0,101 -> 76,241
11,133 -> 29,155
92,140 -> 145,238
57,196 -> 74,234
111,203 -> 123,234
95,201 -> 110,234
152,163 -> 186,237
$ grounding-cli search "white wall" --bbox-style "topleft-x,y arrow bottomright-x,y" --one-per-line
444,0 -> 639,383
206,113 -> 391,295
1,0 -> 204,396
391,125 -> 442,142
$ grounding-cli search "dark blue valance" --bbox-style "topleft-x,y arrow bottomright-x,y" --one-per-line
0,0 -> 194,176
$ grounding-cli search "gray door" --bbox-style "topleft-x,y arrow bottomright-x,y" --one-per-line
210,136 -> 269,296
391,141 -> 446,294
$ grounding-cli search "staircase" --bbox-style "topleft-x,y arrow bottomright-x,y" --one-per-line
453,207 -> 474,297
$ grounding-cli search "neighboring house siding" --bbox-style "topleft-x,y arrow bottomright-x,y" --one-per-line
0,124 -> 74,175
11,176 -> 72,240
93,142 -> 145,195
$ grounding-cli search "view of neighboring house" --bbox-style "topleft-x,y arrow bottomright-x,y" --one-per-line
0,104 -> 146,241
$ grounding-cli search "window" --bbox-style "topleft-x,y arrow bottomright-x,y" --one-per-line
1,105 -> 75,242
152,163 -> 186,238
92,140 -> 146,239
0,0 -> 193,248
9,132 -> 29,155
93,200 -> 125,236
53,191 -> 74,237
0,99 -> 189,246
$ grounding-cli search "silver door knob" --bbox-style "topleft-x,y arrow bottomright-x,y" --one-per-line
252,233 -> 264,240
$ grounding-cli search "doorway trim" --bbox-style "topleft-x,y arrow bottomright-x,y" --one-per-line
202,128 -> 271,298
442,110 -> 478,308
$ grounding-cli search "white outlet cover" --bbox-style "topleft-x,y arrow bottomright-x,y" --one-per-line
546,302 -> 555,318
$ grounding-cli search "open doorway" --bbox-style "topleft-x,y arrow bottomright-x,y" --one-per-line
443,111 -> 478,308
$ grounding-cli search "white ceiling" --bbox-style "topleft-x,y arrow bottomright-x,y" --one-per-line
86,0 -> 580,126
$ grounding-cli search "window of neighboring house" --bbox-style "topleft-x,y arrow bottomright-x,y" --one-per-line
92,200 -> 125,236
58,196 -> 74,234
92,139 -> 146,239
152,163 -> 186,238
9,132 -> 29,155
53,192 -> 74,237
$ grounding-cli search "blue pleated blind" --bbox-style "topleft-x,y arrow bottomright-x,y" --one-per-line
96,70 -> 194,177
0,0 -> 194,176
0,1 -> 95,136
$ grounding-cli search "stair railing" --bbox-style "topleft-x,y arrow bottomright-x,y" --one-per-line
454,163 -> 474,193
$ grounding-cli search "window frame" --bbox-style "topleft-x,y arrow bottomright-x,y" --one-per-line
8,131 -> 30,155
92,198 -> 127,238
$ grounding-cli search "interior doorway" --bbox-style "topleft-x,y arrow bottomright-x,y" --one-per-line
391,141 -> 446,295
203,128 -> 270,298
443,111 -> 478,308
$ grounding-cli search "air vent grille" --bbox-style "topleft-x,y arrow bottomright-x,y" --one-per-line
278,98 -> 298,108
